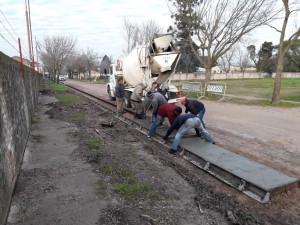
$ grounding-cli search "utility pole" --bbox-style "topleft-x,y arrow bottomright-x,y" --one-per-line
25,0 -> 32,63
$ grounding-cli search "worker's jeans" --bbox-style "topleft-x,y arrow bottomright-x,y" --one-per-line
148,115 -> 163,137
116,97 -> 124,113
171,117 -> 214,151
198,107 -> 206,129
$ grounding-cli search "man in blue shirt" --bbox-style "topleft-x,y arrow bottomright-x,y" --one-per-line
163,113 -> 215,154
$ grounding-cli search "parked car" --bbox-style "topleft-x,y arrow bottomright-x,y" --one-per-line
58,75 -> 66,81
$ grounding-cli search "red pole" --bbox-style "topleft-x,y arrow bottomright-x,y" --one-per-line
18,38 -> 25,79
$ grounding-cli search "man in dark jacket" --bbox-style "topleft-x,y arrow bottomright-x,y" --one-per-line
147,103 -> 182,138
178,97 -> 207,129
163,113 -> 214,154
115,77 -> 124,115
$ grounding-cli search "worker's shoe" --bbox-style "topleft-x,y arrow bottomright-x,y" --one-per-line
169,149 -> 177,154
196,132 -> 202,137
137,113 -> 146,119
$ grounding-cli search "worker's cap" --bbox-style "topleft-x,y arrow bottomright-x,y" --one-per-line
147,91 -> 153,97
175,107 -> 182,114
176,97 -> 186,104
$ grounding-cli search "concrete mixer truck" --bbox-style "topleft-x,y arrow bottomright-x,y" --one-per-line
106,33 -> 181,108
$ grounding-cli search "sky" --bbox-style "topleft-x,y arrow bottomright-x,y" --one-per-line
0,0 -> 174,61
0,0 -> 299,64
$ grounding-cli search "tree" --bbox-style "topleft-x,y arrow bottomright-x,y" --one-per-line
122,17 -> 163,56
257,42 -> 275,76
218,45 -> 238,74
175,34 -> 203,73
168,0 -> 280,82
80,48 -> 101,80
247,45 -> 259,70
272,0 -> 300,103
282,39 -> 300,72
236,45 -> 252,77
40,35 -> 77,83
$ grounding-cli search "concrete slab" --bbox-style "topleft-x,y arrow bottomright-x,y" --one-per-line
128,117 -> 299,202
179,137 -> 299,203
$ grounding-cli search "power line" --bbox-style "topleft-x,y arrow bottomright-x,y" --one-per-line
0,33 -> 19,53
0,19 -> 18,45
0,9 -> 20,38
0,9 -> 30,58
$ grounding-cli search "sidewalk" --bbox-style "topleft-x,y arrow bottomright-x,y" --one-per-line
6,94 -> 104,225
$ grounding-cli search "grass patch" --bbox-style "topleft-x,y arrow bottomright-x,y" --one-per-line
88,139 -> 101,150
70,111 -> 85,122
48,81 -> 68,91
102,163 -> 150,201
114,182 -> 150,201
56,94 -> 81,104
226,97 -> 300,107
175,78 -> 300,106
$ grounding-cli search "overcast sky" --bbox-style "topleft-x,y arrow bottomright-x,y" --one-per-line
0,0 -> 299,63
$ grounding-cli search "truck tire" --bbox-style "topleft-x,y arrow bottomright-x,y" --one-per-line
124,91 -> 132,108
107,86 -> 116,101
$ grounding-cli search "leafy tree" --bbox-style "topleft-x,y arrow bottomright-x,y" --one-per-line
167,0 -> 280,82
175,33 -> 203,73
257,42 -> 275,75
277,39 -> 300,72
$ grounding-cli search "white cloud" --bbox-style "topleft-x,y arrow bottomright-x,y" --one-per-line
0,0 -> 173,61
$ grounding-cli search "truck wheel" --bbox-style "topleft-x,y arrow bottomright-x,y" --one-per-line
108,87 -> 116,101
124,91 -> 132,108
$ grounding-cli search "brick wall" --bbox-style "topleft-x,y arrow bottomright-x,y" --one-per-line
0,52 -> 43,224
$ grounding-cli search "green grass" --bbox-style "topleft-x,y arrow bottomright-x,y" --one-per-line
113,182 -> 150,201
88,139 -> 101,150
102,163 -> 150,201
69,111 -> 85,122
56,94 -> 81,104
175,78 -> 300,107
48,82 -> 68,91
224,78 -> 300,102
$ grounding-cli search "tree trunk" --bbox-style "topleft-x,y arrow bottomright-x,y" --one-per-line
205,67 -> 212,83
272,53 -> 284,103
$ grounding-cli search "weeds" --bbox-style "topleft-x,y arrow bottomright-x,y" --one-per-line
102,163 -> 151,201
88,139 -> 101,150
56,94 -> 81,104
70,111 -> 85,123
48,81 -> 68,91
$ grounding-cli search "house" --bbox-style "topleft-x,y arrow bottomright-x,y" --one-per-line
12,56 -> 43,73
99,55 -> 111,75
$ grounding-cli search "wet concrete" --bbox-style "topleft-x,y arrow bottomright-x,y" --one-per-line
131,116 -> 299,202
